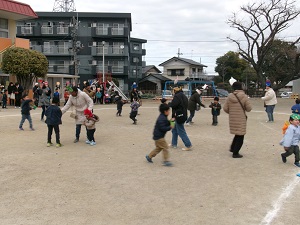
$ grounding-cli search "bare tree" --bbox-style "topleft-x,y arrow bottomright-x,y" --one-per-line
227,0 -> 300,87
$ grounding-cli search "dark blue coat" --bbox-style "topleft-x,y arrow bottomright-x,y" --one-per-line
153,113 -> 171,140
45,105 -> 62,125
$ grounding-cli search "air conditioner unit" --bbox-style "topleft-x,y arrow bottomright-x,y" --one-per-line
92,23 -> 97,27
93,42 -> 97,46
92,60 -> 97,65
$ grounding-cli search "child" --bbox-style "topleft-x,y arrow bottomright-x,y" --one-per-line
116,96 -> 125,116
45,97 -> 62,147
53,88 -> 60,106
95,88 -> 102,104
145,104 -> 174,166
19,95 -> 35,131
291,99 -> 300,114
64,89 -> 70,106
209,97 -> 222,126
83,108 -> 99,146
130,96 -> 140,124
2,89 -> 7,108
280,113 -> 300,167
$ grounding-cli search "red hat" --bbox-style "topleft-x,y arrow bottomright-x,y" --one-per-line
84,108 -> 93,118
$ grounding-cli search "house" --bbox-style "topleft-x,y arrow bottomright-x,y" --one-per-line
16,11 -> 147,93
0,0 -> 38,84
159,57 -> 207,81
138,74 -> 171,94
142,65 -> 161,77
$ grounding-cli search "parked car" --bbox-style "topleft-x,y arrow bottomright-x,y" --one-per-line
162,90 -> 173,99
280,92 -> 293,98
216,89 -> 229,97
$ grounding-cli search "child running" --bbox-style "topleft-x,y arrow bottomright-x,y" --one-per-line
19,95 -> 35,131
130,96 -> 140,124
45,97 -> 62,147
116,96 -> 125,116
280,113 -> 300,167
146,103 -> 174,166
83,108 -> 99,146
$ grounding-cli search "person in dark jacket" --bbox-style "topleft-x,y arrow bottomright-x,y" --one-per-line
45,97 -> 62,148
32,83 -> 39,106
186,87 -> 206,125
19,95 -> 34,131
14,82 -> 23,108
145,103 -> 174,166
116,96 -> 125,116
7,82 -> 16,106
168,86 -> 192,151
209,96 -> 222,126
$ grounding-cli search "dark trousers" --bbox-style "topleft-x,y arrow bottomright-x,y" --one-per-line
2,101 -> 7,108
117,109 -> 122,116
186,110 -> 195,123
130,111 -> 137,121
41,105 -> 48,120
15,98 -> 21,107
19,114 -> 33,129
75,124 -> 88,140
47,124 -> 60,144
282,145 -> 300,163
212,115 -> 218,124
230,135 -> 244,155
87,128 -> 96,142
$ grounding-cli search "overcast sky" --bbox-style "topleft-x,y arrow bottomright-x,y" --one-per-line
21,0 -> 300,74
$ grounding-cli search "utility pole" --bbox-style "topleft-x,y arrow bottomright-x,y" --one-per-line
53,0 -> 76,12
70,15 -> 80,78
177,48 -> 183,58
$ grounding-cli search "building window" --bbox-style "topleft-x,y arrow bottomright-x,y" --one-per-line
0,18 -> 8,37
133,44 -> 139,51
96,23 -> 109,35
168,69 -> 184,76
111,23 -> 124,35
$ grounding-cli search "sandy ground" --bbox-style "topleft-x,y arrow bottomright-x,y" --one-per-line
0,97 -> 299,225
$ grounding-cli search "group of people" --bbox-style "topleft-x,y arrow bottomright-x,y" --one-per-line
1,82 -> 24,108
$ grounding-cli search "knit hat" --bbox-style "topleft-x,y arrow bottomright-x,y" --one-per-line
84,108 -> 93,118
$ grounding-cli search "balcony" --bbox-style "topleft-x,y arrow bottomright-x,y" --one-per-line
48,65 -> 70,74
20,26 -> 33,35
111,28 -> 124,35
91,45 -> 127,56
95,27 -> 108,35
41,26 -> 53,35
31,45 -> 71,55
56,26 -> 69,35
91,27 -> 128,37
190,72 -> 206,80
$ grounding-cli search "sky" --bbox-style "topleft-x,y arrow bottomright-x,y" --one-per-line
20,0 -> 300,74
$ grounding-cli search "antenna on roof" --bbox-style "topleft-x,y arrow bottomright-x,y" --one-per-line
53,0 -> 76,12
177,48 -> 183,58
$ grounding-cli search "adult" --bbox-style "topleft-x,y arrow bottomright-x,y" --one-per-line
7,82 -> 16,106
61,86 -> 94,143
14,82 -> 23,108
83,83 -> 96,101
169,86 -> 192,151
32,83 -> 39,106
223,82 -> 252,158
38,82 -> 51,121
185,87 -> 206,125
261,83 -> 277,122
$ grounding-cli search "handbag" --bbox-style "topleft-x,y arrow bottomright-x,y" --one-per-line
234,93 -> 247,120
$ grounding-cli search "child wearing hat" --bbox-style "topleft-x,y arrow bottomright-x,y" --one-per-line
280,113 -> 300,167
209,97 -> 222,126
45,97 -> 62,147
83,108 -> 99,146
291,99 -> 300,114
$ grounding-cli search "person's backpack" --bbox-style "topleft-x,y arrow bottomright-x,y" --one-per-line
282,121 -> 289,134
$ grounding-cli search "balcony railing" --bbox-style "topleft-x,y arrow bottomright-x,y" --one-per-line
111,28 -> 124,35
57,26 -> 68,34
21,26 -> 33,35
49,65 -> 69,73
41,26 -> 53,34
95,27 -> 108,35
95,47 -> 108,55
111,66 -> 123,73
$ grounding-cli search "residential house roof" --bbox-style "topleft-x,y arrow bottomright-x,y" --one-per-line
143,65 -> 162,74
139,73 -> 171,83
159,57 -> 207,67
0,0 -> 38,20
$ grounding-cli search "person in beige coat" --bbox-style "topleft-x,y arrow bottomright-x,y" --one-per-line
261,83 -> 277,122
61,86 -> 94,143
223,82 -> 252,158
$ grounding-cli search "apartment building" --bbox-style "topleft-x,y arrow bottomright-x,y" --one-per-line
0,0 -> 38,83
16,11 -> 147,92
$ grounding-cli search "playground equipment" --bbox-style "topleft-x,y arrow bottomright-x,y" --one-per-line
107,80 -> 129,102
163,80 -> 218,98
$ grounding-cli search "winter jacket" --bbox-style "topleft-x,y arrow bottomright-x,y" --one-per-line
262,88 -> 277,105
45,105 -> 62,125
38,87 -> 51,107
223,90 -> 252,135
84,114 -> 99,130
116,98 -> 124,110
188,91 -> 205,111
21,99 -> 32,115
209,102 -> 221,116
291,104 -> 300,114
280,124 -> 300,147
169,91 -> 188,120
153,113 -> 171,140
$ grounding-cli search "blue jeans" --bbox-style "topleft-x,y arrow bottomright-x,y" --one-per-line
265,105 -> 275,121
19,114 -> 33,129
76,124 -> 88,140
186,110 -> 195,123
171,121 -> 192,148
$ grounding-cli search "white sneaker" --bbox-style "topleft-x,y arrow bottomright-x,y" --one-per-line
86,140 -> 91,144
182,146 -> 192,151
90,141 -> 96,146
185,122 -> 190,126
168,144 -> 177,149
